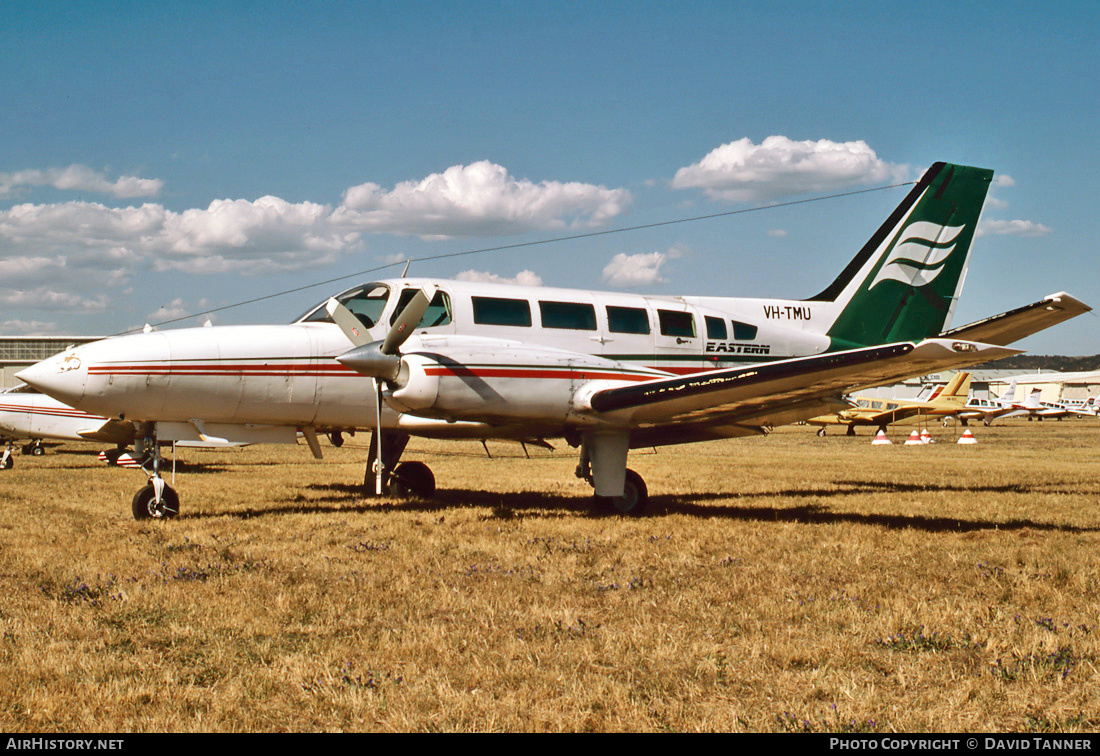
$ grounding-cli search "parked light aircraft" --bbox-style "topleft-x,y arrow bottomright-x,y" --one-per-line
808,372 -> 972,435
957,381 -> 1046,425
0,385 -> 127,469
17,162 -> 1091,519
0,384 -> 244,469
1063,396 -> 1100,417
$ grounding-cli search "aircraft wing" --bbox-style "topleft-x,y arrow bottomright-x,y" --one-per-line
76,419 -> 136,445
939,292 -> 1091,346
585,339 -> 1019,432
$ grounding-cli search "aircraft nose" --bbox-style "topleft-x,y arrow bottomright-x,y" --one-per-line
16,349 -> 88,405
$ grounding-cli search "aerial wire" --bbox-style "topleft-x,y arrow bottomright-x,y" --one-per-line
130,180 -> 916,335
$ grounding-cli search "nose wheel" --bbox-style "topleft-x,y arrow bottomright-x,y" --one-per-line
128,427 -> 180,520
132,481 -> 180,520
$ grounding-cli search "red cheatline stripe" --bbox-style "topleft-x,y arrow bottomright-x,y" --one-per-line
88,363 -> 360,377
0,404 -> 103,419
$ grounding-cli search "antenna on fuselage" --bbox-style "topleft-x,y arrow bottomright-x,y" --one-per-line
401,260 -> 411,277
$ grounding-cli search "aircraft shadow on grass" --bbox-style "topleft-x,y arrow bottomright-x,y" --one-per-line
190,479 -> 1100,535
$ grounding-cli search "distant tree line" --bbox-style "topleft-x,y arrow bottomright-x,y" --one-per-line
973,354 -> 1100,372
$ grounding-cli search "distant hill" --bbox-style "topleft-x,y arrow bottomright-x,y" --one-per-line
971,354 -> 1100,372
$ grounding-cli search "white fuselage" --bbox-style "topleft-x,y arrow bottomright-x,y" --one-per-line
15,277 -> 843,443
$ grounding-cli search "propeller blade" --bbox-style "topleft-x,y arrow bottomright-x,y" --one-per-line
326,298 -> 373,347
381,283 -> 437,355
374,378 -> 384,495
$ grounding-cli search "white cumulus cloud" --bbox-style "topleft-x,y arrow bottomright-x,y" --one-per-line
602,251 -> 671,287
455,269 -> 544,286
977,219 -> 1053,237
0,161 -> 632,317
0,164 -> 163,199
671,136 -> 907,202
335,160 -> 631,238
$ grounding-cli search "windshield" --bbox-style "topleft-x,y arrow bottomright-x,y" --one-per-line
297,283 -> 391,328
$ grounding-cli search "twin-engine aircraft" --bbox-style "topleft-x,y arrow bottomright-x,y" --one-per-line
17,162 -> 1091,518
807,372 -> 973,435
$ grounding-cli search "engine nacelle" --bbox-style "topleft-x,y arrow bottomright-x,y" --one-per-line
386,354 -> 440,412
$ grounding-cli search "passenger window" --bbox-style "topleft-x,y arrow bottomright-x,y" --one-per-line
658,310 -> 695,338
705,316 -> 727,340
390,289 -> 453,328
732,320 -> 758,340
606,306 -> 650,334
471,297 -> 532,327
539,301 -> 597,331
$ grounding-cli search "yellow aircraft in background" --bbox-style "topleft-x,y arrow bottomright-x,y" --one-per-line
809,373 -> 972,436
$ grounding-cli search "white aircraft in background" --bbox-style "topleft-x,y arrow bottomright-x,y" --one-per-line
0,385 -> 129,469
0,385 -> 243,469
958,380 -> 1049,425
17,162 -> 1091,519
1062,396 -> 1100,417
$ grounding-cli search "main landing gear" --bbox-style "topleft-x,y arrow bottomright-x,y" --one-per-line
365,430 -> 436,498
129,427 -> 179,520
22,440 -> 45,456
574,430 -> 650,516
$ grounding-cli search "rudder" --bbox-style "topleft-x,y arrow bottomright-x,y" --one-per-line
817,162 -> 994,349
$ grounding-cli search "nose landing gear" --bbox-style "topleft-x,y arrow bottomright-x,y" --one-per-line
129,428 -> 179,520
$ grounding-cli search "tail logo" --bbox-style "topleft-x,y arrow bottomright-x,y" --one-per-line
868,221 -> 966,291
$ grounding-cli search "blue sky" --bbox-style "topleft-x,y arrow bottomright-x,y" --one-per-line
1,1 -> 1097,354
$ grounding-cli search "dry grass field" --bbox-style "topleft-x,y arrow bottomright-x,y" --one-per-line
1,418 -> 1098,732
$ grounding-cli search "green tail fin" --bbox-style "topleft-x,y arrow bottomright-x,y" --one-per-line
815,162 -> 993,349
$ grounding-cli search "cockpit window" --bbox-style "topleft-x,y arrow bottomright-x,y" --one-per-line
389,289 -> 453,328
300,283 -> 391,328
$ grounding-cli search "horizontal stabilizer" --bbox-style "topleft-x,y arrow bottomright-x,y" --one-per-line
940,292 -> 1091,346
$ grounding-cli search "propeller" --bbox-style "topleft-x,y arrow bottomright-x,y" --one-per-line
327,283 -> 437,494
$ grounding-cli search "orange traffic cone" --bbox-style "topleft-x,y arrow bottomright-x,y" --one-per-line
904,430 -> 923,445
871,430 -> 892,445
957,428 -> 978,445
920,428 -> 933,444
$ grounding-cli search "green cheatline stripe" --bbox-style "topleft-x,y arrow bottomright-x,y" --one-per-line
609,353 -> 786,364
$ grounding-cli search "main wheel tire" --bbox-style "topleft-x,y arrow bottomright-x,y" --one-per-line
1,455 -> 12,470
388,461 -> 436,498
595,469 -> 649,516
131,483 -> 180,520
31,444 -> 45,456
